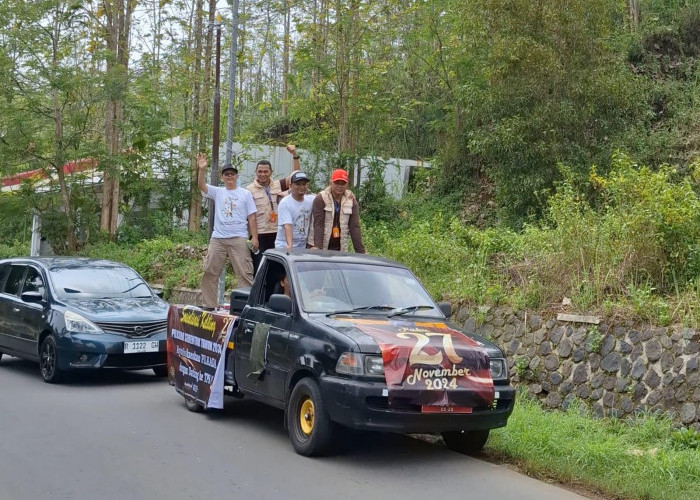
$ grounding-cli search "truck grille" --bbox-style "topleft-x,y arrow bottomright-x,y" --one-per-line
94,320 -> 167,338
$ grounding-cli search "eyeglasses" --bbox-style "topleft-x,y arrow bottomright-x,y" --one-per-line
222,171 -> 237,177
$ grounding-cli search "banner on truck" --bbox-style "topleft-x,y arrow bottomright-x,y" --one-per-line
341,318 -> 495,408
167,305 -> 236,409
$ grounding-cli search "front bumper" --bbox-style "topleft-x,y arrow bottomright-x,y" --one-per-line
55,333 -> 167,371
320,375 -> 515,433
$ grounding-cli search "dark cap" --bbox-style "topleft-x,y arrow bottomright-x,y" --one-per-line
291,171 -> 310,183
221,163 -> 238,174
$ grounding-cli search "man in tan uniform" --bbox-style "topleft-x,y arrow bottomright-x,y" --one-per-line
246,145 -> 301,272
308,169 -> 365,253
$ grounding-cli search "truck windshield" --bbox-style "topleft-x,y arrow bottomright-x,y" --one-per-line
294,261 -> 442,317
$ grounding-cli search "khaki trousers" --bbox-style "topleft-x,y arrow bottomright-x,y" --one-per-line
201,236 -> 253,308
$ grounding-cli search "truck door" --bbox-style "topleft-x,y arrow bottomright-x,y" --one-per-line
234,258 -> 292,402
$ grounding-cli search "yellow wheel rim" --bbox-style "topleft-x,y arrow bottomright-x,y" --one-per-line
299,397 -> 315,436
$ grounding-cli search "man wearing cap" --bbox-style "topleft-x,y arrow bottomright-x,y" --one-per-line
197,153 -> 258,310
246,145 -> 301,270
308,169 -> 366,253
275,171 -> 315,251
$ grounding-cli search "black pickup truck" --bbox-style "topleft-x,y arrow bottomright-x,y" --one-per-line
167,249 -> 515,456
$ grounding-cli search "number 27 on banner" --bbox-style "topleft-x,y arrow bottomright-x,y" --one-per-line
396,332 -> 463,366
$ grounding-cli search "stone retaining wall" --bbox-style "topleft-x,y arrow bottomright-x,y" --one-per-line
456,306 -> 700,430
151,285 -> 201,306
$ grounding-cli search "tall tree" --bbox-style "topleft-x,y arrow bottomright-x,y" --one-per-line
0,0 -> 102,252
100,0 -> 136,238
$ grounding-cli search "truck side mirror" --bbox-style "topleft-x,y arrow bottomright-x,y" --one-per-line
268,294 -> 292,314
437,301 -> 451,318
230,288 -> 251,315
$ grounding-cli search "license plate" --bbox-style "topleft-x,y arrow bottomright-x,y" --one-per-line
421,405 -> 473,414
124,340 -> 160,353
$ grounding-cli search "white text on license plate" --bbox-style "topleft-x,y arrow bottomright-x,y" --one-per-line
124,340 -> 160,353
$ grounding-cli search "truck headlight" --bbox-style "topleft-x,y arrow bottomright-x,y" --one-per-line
489,358 -> 507,380
336,353 -> 384,378
364,356 -> 385,376
336,352 -> 363,376
64,310 -> 103,334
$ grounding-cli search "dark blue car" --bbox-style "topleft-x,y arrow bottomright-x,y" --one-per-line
0,257 -> 169,383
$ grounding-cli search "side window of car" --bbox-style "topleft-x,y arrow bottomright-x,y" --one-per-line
23,267 -> 45,296
0,264 -> 9,291
256,260 -> 289,307
3,265 -> 26,297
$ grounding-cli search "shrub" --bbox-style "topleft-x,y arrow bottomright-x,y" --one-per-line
518,153 -> 700,316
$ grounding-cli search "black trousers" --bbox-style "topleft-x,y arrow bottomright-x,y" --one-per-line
253,233 -> 277,275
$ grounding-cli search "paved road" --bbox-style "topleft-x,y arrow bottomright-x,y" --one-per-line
0,356 -> 592,500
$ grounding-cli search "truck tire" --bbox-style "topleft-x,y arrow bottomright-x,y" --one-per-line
184,395 -> 204,413
441,429 -> 490,454
287,378 -> 334,456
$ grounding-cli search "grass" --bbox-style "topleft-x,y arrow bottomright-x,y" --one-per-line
486,394 -> 700,500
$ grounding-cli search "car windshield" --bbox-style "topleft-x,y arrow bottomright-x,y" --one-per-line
294,261 -> 442,317
48,265 -> 154,300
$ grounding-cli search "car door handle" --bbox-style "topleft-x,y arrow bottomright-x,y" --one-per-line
12,307 -> 20,313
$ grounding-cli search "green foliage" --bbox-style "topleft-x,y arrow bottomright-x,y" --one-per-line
488,396 -> 700,500
516,153 -> 700,321
0,193 -> 32,247
358,157 -> 400,224
586,326 -> 603,354
81,230 -> 209,299
671,427 -> 700,451
513,357 -> 537,381
0,241 -> 30,259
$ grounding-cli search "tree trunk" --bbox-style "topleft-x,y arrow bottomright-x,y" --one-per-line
336,0 -> 349,153
628,1 -> 641,31
282,0 -> 291,116
101,0 -> 134,239
50,14 -> 77,252
188,0 -> 205,231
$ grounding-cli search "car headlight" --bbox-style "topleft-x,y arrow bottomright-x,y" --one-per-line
64,310 -> 104,334
489,358 -> 507,380
336,353 -> 384,378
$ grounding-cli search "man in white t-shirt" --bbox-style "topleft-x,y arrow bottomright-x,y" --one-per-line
275,171 -> 315,252
197,153 -> 258,309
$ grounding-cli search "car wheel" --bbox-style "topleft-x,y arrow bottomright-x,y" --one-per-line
153,365 -> 168,377
286,377 -> 334,456
39,335 -> 63,384
441,429 -> 490,454
184,394 -> 204,413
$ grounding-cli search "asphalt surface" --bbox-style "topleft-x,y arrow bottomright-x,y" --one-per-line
0,355 -> 592,500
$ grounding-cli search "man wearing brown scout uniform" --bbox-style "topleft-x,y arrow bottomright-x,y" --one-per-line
308,169 -> 365,253
246,145 -> 301,271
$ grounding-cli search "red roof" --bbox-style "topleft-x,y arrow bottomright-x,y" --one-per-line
1,159 -> 97,188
